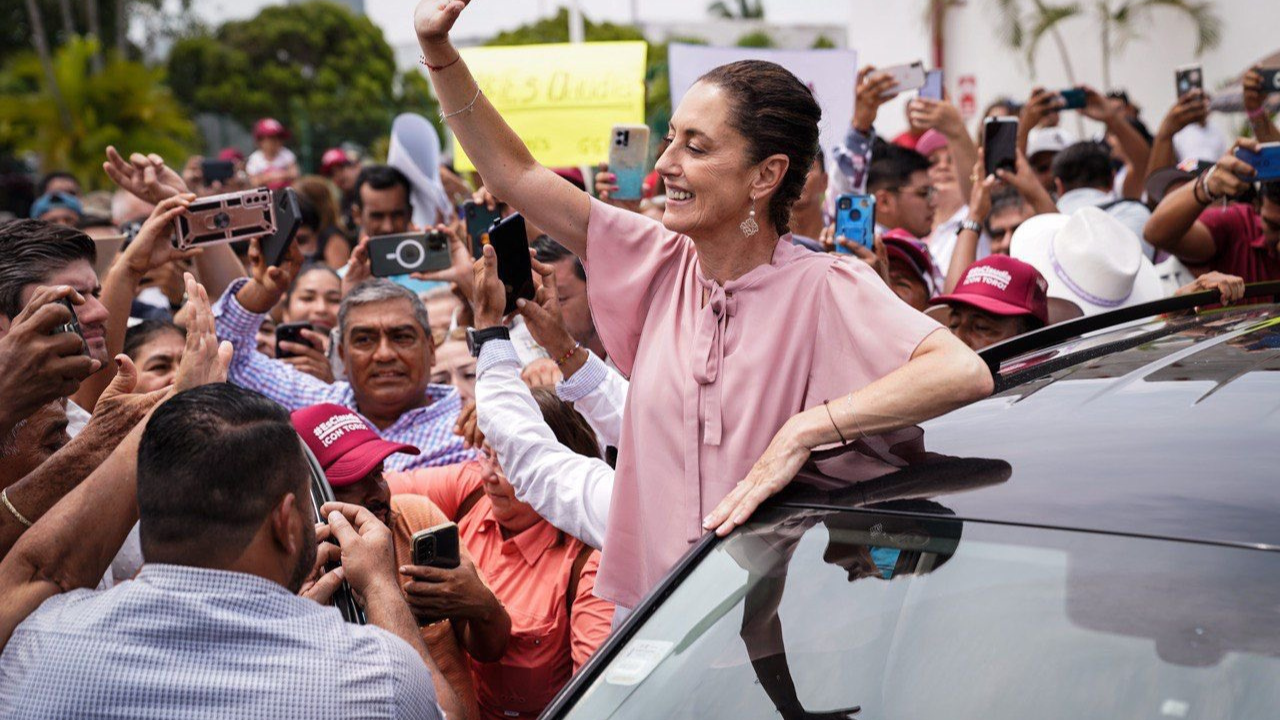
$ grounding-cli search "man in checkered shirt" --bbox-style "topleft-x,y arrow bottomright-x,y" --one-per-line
213,261 -> 473,472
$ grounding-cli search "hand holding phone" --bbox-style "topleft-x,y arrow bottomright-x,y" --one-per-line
173,187 -> 277,250
486,214 -> 536,315
1058,88 -> 1087,110
983,117 -> 1019,176
609,124 -> 651,201
368,231 -> 453,277
54,298 -> 88,356
411,522 -> 461,569
1234,142 -> 1280,182
463,201 -> 502,259
881,61 -> 926,97
1175,64 -> 1204,98
1256,68 -> 1280,96
834,194 -> 876,254
275,321 -> 315,359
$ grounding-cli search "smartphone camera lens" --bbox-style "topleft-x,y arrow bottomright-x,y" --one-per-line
838,198 -> 852,210
422,536 -> 436,561
213,211 -> 231,230
849,209 -> 862,221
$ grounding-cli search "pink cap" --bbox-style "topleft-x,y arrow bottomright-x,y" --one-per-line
320,148 -> 352,176
915,129 -> 949,158
934,255 -> 1049,324
217,147 -> 245,163
291,404 -> 419,487
882,230 -> 936,295
253,118 -> 289,140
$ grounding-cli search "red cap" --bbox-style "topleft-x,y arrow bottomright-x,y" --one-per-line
253,118 -> 289,140
217,147 -> 245,163
291,404 -> 419,487
320,148 -> 351,176
934,255 -> 1049,324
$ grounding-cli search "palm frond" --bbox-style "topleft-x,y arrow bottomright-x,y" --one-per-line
706,1 -> 733,19
1025,1 -> 1083,72
1134,0 -> 1222,55
988,0 -> 1027,51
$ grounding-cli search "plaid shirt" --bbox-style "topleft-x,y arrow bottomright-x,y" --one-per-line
0,564 -> 442,719
213,279 -> 473,471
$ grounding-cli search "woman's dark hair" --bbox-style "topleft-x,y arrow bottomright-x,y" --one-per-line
124,319 -> 185,360
530,387 -> 602,460
697,60 -> 822,234
285,261 -> 341,302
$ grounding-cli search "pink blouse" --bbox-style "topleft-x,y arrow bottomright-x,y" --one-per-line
583,199 -> 942,608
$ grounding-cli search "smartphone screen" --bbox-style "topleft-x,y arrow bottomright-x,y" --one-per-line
487,214 -> 536,315
983,118 -> 1019,176
919,70 -> 944,101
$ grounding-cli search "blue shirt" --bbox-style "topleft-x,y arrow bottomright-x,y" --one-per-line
0,564 -> 441,719
213,278 -> 474,471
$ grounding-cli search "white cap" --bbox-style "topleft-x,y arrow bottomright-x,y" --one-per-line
1026,126 -> 1076,159
1009,207 -> 1165,316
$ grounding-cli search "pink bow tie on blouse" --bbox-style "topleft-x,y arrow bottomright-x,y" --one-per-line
692,278 -> 738,447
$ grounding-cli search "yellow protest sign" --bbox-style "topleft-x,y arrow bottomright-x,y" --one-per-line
452,41 -> 648,171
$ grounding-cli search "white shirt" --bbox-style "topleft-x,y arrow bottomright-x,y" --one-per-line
245,147 -> 298,178
1173,122 -> 1228,164
475,340 -> 614,550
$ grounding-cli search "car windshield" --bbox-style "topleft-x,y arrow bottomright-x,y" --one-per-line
561,505 -> 1280,720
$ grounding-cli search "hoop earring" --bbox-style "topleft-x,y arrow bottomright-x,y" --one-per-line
740,196 -> 760,237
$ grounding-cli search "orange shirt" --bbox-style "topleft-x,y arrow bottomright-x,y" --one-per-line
389,494 -> 479,720
388,462 -> 615,720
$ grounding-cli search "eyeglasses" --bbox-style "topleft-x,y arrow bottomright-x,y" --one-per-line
893,186 -> 938,202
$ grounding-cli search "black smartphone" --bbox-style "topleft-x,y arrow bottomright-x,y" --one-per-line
54,298 -> 88,355
201,159 -> 235,184
1058,87 -> 1086,110
463,201 -> 502,259
411,522 -> 461,569
275,321 -> 314,359
488,213 -> 536,315
1175,64 -> 1204,98
368,231 -> 453,277
983,117 -> 1019,176
1259,68 -> 1280,96
262,188 -> 302,268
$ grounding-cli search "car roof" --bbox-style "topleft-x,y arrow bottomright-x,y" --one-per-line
777,301 -> 1280,551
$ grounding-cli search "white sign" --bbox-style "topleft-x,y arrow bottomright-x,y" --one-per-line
668,44 -> 858,169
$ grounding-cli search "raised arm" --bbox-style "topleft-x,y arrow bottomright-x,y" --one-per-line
1149,90 -> 1210,180
1145,139 -> 1260,264
414,1 -> 591,257
1081,86 -> 1150,200
1243,68 -> 1280,144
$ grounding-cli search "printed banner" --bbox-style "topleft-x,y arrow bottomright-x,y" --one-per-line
452,41 -> 648,171
668,44 -> 858,168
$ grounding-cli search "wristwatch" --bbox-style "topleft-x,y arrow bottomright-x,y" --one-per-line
466,326 -> 510,357
959,218 -> 984,235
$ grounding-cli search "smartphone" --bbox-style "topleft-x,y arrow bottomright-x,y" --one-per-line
173,187 -> 276,250
201,159 -> 236,184
919,69 -> 944,101
261,188 -> 302,268
275,321 -> 314,360
1234,142 -> 1280,182
463,201 -> 502,259
1058,87 -> 1086,110
54,298 -> 88,355
487,213 -> 536,315
983,117 -> 1019,176
411,522 -> 461,569
1175,64 -> 1204,98
368,231 -> 453,277
608,124 -> 650,201
1259,68 -> 1280,96
834,194 -> 876,254
882,60 -> 926,97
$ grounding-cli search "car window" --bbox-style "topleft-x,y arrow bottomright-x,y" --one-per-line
560,506 -> 1280,720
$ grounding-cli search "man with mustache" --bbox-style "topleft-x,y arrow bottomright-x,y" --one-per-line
293,403 -> 511,719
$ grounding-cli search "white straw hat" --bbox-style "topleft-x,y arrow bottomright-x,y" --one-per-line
1009,207 -> 1166,316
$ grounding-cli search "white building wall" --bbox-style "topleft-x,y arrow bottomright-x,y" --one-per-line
851,0 -> 1278,141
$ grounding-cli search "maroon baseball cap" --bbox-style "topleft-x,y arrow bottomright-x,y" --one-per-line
291,404 -> 419,487
934,255 -> 1049,324
320,148 -> 352,176
882,229 -> 937,294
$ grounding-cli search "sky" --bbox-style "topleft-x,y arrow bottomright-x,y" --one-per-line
191,0 -> 852,46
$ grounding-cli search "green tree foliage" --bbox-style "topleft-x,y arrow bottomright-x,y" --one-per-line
167,0 -> 424,168
735,30 -> 776,48
707,0 -> 765,19
0,36 -> 194,189
811,34 -> 837,49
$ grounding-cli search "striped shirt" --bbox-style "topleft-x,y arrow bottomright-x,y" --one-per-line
0,564 -> 442,719
213,278 -> 473,471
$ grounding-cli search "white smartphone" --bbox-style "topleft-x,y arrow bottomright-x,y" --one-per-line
882,61 -> 926,97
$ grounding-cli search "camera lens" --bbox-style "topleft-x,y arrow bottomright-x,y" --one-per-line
212,212 -> 231,230
395,239 -> 424,268
838,198 -> 852,210
850,209 -> 861,221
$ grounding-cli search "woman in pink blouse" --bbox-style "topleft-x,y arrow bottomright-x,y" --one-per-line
415,1 -> 993,611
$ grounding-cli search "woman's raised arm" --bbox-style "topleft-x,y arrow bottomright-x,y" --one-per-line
415,1 -> 592,257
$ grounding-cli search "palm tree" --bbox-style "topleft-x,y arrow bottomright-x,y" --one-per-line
992,0 -> 1222,89
707,0 -> 764,19
21,0 -> 73,131
1097,0 -> 1221,90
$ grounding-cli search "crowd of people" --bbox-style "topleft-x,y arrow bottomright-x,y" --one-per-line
0,0 -> 1276,716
